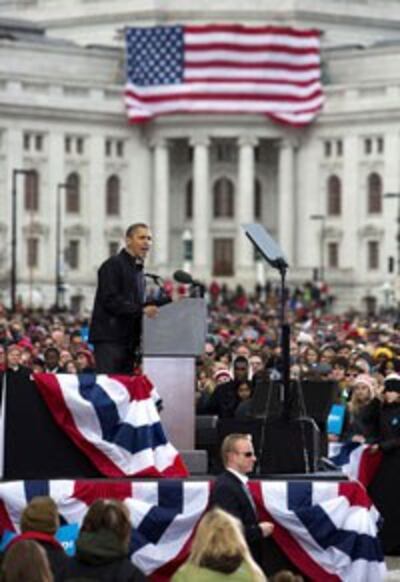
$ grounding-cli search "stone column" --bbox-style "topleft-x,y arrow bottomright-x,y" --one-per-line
278,139 -> 296,266
237,136 -> 258,273
191,136 -> 210,277
152,138 -> 169,269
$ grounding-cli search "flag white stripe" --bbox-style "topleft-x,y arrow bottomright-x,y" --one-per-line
184,31 -> 320,49
185,50 -> 320,65
126,80 -> 322,97
184,67 -> 320,82
125,94 -> 324,114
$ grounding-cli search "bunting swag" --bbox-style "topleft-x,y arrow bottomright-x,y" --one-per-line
329,442 -> 383,488
33,373 -> 188,478
0,480 -> 386,581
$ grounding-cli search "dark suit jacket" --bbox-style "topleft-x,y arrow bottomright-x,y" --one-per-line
89,249 -> 145,348
210,470 -> 262,561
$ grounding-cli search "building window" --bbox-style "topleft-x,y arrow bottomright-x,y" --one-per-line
377,137 -> 384,153
324,141 -> 332,157
105,175 -> 120,216
67,240 -> 80,270
185,179 -> 193,219
24,170 -> 39,212
65,136 -> 71,153
327,242 -> 339,268
364,138 -> 372,155
327,174 -> 341,216
367,172 -> 382,214
108,241 -> 119,256
116,140 -> 124,158
216,141 -> 236,162
254,179 -> 262,220
65,172 -> 80,214
368,241 -> 379,270
76,137 -> 84,154
213,238 -> 234,276
336,140 -> 343,157
23,133 -> 30,151
27,237 -> 39,268
105,139 -> 112,157
213,177 -> 234,218
35,134 -> 43,152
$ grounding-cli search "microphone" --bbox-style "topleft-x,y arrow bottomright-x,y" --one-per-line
173,270 -> 194,285
145,272 -> 164,286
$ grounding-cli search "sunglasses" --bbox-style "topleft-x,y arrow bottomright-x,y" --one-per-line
235,451 -> 255,458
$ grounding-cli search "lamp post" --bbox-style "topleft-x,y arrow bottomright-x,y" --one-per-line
55,182 -> 73,310
11,168 -> 36,312
310,214 -> 326,282
384,193 -> 400,308
384,192 -> 400,275
182,229 -> 193,273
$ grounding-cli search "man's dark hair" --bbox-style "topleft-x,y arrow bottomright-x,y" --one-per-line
126,223 -> 149,238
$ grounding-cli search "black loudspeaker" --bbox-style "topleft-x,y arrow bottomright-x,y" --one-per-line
259,416 -> 320,474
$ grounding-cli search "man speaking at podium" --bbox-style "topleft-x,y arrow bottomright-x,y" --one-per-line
89,223 -> 159,374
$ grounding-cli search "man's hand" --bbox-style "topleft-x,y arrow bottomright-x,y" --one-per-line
259,521 -> 274,537
369,443 -> 380,454
143,305 -> 159,319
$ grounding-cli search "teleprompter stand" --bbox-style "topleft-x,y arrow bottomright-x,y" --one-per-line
243,224 -> 320,474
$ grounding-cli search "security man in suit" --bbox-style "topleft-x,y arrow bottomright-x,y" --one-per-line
210,433 -> 274,564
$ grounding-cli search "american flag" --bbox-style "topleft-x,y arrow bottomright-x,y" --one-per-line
0,479 -> 385,581
124,24 -> 324,127
33,373 -> 188,479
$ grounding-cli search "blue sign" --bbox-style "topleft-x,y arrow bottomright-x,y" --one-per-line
1,523 -> 79,557
327,404 -> 346,436
55,523 -> 79,556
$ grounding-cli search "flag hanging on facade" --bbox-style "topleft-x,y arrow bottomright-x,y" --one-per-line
124,24 -> 324,127
0,479 -> 385,582
33,373 -> 188,478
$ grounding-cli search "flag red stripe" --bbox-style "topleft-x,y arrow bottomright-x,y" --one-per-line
125,89 -> 322,103
186,43 -> 320,55
184,24 -> 321,37
184,77 -> 320,86
185,60 -> 319,71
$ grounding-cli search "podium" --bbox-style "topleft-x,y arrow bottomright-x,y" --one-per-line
142,298 -> 206,450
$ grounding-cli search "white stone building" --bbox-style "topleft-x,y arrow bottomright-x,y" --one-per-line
0,1 -> 400,311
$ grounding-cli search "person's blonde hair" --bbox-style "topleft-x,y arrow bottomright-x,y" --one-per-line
2,540 -> 53,582
221,433 -> 252,466
188,508 -> 265,582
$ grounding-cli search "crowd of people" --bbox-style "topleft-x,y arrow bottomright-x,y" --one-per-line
0,278 -> 399,575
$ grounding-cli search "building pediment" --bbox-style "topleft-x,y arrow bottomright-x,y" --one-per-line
64,224 -> 89,237
22,222 -> 49,236
104,225 -> 124,239
358,224 -> 384,238
324,226 -> 343,240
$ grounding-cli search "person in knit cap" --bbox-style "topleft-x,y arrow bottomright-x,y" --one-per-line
343,374 -> 376,442
3,496 -> 68,580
